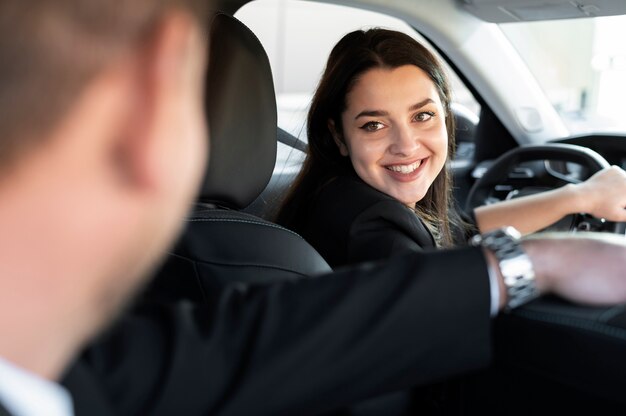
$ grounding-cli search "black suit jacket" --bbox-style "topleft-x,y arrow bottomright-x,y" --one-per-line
300,174 -> 440,268
63,247 -> 492,416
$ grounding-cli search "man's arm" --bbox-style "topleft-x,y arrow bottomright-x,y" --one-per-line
66,233 -> 626,416
68,247 -> 492,416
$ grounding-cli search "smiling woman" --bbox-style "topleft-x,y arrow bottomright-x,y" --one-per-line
276,27 -> 626,269
276,28 -> 465,259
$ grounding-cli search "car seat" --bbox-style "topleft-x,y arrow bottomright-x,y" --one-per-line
146,12 -> 331,305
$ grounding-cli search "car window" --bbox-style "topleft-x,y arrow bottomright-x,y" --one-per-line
235,0 -> 481,147
500,15 -> 626,135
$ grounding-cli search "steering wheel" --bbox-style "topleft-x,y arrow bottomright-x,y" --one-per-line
465,143 -> 622,233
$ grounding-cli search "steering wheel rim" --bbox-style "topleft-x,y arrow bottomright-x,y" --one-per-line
465,143 -> 618,233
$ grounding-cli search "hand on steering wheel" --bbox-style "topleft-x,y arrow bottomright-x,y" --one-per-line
465,143 -> 624,234
572,166 -> 626,223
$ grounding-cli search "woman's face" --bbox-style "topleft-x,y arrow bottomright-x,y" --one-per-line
334,65 -> 448,207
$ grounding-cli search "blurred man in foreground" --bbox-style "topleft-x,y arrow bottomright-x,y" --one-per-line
1,1 -> 626,415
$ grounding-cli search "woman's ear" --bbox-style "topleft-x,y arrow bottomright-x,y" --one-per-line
328,119 -> 349,157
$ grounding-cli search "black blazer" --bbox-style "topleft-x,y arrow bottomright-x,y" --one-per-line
299,174 -> 439,268
64,248 -> 493,416
296,175 -> 479,413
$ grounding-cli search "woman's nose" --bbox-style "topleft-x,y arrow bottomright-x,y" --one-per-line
388,124 -> 420,156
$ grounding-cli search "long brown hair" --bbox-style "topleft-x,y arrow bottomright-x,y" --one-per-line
277,28 -> 460,247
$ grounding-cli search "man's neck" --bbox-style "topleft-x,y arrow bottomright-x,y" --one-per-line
0,299 -> 79,380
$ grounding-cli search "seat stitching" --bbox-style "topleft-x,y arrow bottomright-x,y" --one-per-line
187,218 -> 303,238
598,304 -> 626,322
191,260 -> 210,303
194,259 -> 313,277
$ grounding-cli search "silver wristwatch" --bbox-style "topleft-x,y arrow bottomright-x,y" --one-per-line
471,226 -> 538,311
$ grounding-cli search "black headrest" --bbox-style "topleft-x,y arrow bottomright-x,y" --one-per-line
201,13 -> 277,209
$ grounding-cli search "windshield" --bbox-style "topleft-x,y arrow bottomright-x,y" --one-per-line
500,15 -> 626,136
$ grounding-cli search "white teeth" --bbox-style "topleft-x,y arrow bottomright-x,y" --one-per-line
387,160 -> 422,174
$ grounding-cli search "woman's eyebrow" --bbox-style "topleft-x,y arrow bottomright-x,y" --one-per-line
408,98 -> 435,111
354,98 -> 435,120
355,109 -> 388,120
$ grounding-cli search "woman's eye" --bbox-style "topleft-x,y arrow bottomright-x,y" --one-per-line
359,121 -> 385,132
414,111 -> 435,122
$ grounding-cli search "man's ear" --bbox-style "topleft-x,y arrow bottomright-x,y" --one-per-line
328,119 -> 349,157
112,12 -> 199,191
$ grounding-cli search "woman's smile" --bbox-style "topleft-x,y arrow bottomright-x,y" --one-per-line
383,157 -> 429,182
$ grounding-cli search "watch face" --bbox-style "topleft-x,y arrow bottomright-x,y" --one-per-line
488,226 -> 521,241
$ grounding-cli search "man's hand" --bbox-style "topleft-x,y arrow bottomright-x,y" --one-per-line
486,232 -> 626,311
525,233 -> 626,306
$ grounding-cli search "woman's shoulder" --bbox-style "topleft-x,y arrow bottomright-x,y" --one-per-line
312,175 -> 434,243
305,174 -> 432,266
315,174 -> 396,213
310,174 -> 415,232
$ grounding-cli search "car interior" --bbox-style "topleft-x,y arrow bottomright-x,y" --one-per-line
148,0 -> 626,412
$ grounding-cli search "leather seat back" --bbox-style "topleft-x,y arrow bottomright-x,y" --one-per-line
147,13 -> 331,304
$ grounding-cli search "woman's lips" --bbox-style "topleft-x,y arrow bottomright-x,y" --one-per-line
384,157 -> 429,182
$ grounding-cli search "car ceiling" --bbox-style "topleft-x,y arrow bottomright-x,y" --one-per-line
221,0 -> 626,21
459,0 -> 626,23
